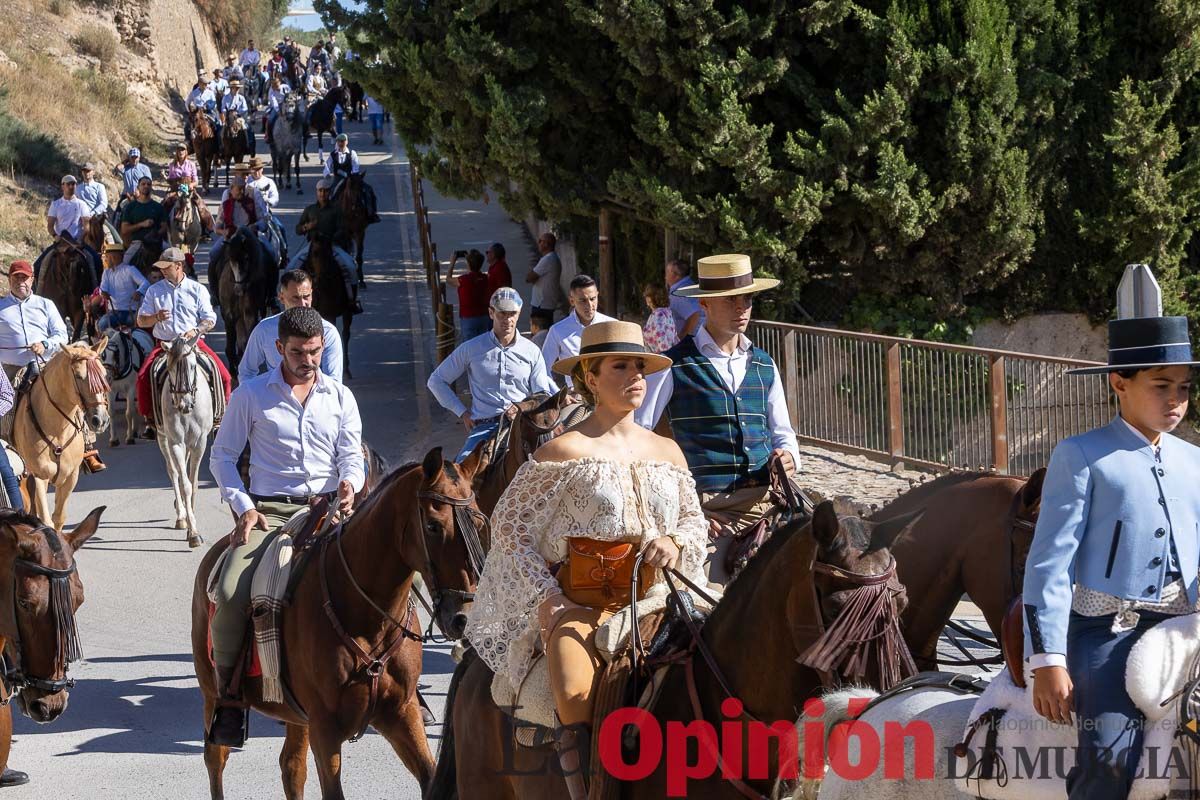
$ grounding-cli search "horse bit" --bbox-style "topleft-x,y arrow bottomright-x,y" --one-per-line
0,526 -> 82,703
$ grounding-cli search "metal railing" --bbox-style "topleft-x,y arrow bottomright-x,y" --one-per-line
409,164 -> 456,362
750,321 -> 1117,476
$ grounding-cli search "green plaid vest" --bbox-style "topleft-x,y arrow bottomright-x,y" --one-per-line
665,335 -> 774,493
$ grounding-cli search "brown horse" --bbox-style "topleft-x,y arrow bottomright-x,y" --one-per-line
190,446 -> 488,800
13,341 -> 110,531
429,500 -> 923,799
37,239 -> 98,341
220,110 -> 251,187
871,468 -> 1045,669
191,109 -> 220,193
337,172 -> 370,286
472,388 -> 585,515
214,226 -> 272,372
306,236 -> 354,379
81,214 -> 117,254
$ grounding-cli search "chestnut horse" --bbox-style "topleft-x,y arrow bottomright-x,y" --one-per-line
429,501 -> 923,799
871,468 -> 1045,669
190,446 -> 488,800
12,341 -> 110,531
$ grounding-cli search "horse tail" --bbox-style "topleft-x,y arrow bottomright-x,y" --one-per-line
425,646 -> 473,800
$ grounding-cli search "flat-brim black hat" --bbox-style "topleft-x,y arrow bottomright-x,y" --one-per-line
1067,316 -> 1200,374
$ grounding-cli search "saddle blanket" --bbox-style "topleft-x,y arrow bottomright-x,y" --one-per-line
149,350 -> 227,429
206,507 -> 312,703
956,611 -> 1200,800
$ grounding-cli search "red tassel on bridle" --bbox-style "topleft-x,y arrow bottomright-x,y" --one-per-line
85,357 -> 110,396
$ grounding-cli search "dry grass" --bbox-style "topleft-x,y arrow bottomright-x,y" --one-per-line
49,0 -> 71,16
71,25 -> 118,65
0,174 -> 54,259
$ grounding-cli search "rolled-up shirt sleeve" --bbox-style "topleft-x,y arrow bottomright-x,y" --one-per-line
210,387 -> 255,517
335,386 -> 365,493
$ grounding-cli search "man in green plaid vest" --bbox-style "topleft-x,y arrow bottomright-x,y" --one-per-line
637,254 -> 800,583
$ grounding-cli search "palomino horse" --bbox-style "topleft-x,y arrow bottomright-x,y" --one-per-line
37,239 -> 98,341
213,227 -> 273,372
271,96 -> 305,194
306,237 -> 354,379
220,110 -> 252,187
873,469 -> 1045,669
0,506 -> 103,731
429,501 -> 924,799
97,328 -> 152,446
156,336 -> 214,547
337,172 -> 370,286
191,109 -> 220,194
12,341 -> 110,532
190,446 -> 488,800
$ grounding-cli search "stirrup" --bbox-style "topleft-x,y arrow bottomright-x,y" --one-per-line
554,723 -> 591,800
206,703 -> 248,748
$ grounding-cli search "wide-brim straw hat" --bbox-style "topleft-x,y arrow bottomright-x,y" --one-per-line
247,157 -> 265,169
551,320 -> 672,376
102,242 -> 125,253
673,253 -> 780,298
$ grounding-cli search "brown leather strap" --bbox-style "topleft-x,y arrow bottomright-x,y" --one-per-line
684,659 -> 769,800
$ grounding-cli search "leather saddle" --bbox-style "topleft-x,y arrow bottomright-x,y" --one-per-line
724,455 -> 816,577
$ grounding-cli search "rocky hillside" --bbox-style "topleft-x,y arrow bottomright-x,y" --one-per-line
0,0 -> 232,261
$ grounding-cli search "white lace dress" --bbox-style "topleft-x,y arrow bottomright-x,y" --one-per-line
465,457 -> 709,697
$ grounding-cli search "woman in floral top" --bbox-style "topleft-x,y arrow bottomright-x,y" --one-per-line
642,283 -> 677,352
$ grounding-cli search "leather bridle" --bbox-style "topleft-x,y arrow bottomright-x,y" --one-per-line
411,489 -> 488,642
167,345 -> 198,411
24,355 -> 109,483
0,527 -> 82,704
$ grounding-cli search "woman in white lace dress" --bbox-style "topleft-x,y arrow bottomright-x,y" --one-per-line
464,320 -> 709,798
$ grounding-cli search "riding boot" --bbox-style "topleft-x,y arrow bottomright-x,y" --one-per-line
556,723 -> 591,800
0,768 -> 29,787
81,450 -> 106,474
352,284 -> 364,316
207,666 -> 249,748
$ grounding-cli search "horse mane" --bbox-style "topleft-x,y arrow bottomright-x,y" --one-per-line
0,508 -> 51,532
351,460 -> 422,519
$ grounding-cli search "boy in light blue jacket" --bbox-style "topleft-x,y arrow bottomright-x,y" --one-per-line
1024,265 -> 1200,798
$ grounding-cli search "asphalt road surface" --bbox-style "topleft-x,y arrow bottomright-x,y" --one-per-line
9,122 -> 458,799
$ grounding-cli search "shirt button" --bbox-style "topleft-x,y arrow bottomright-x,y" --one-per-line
1156,528 -> 1167,538
1146,585 -> 1157,596
1152,557 -> 1163,567
1158,468 -> 1165,477
1159,497 -> 1166,506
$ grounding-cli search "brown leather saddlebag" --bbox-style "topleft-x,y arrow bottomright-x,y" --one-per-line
558,537 -> 654,612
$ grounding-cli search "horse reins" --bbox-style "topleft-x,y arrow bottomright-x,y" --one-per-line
411,489 -> 488,643
24,355 -> 109,483
167,345 -> 198,407
0,525 -> 82,704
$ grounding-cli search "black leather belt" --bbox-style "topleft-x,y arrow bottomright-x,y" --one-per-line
250,491 -> 335,506
473,415 -> 501,426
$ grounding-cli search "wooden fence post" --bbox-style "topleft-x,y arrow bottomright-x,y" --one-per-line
887,343 -> 904,463
598,208 -> 615,313
783,329 -> 800,430
989,354 -> 1009,474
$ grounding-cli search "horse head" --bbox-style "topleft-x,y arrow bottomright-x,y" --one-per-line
164,336 -> 200,414
83,215 -> 107,252
51,340 -> 110,434
0,506 -> 103,723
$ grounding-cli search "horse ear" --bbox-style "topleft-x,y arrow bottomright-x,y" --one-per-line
65,506 -> 105,552
421,447 -> 444,484
459,444 -> 484,482
811,501 -> 841,550
1022,468 -> 1047,508
869,508 -> 924,552
554,385 -> 571,409
92,335 -> 108,354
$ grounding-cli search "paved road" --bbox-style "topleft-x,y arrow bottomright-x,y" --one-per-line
8,123 -> 459,799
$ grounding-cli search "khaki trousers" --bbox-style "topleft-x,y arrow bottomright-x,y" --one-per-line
700,485 -> 775,586
211,500 -> 304,668
547,604 -> 614,727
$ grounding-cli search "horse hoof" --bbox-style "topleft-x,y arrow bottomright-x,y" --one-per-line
125,437 -> 135,446
110,440 -> 119,447
187,533 -> 204,549
175,519 -> 187,530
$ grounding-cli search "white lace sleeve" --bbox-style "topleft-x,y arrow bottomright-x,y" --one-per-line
464,461 -> 565,691
672,470 -> 709,586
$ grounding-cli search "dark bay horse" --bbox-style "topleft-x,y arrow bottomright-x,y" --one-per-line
219,110 -> 251,186
191,109 -> 219,193
346,80 -> 366,121
872,468 -> 1045,669
191,447 -> 487,800
1,506 -> 104,729
212,227 -> 272,373
306,237 -> 354,379
337,172 -> 370,286
271,96 -> 305,194
429,501 -> 923,799
304,86 -> 346,160
37,238 -> 98,341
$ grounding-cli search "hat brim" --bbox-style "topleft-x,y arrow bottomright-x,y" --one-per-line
1067,361 -> 1200,375
152,259 -> 183,271
673,277 -> 781,298
552,349 -> 672,377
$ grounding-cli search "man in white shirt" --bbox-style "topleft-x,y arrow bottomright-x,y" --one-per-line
540,274 -> 614,387
238,270 -> 342,384
210,68 -> 229,98
35,175 -> 100,282
525,231 -> 564,319
98,247 -> 149,331
365,94 -> 385,144
264,75 -> 292,146
427,287 -> 557,462
238,39 -> 261,73
76,163 -> 108,218
134,248 -> 231,425
222,52 -> 242,81
247,157 -> 285,283
636,254 -> 799,583
208,305 -> 363,745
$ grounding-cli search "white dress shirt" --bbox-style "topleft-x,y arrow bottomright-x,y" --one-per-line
427,331 -> 557,420
0,294 -> 69,366
267,84 -> 291,111
238,312 -> 343,384
365,95 -> 383,115
47,197 -> 91,239
323,150 -> 360,177
249,175 -> 279,208
99,263 -> 149,312
540,309 -> 615,381
636,325 -> 800,465
530,251 -> 563,310
239,48 -> 261,68
221,92 -> 248,116
210,367 -> 365,517
186,87 -> 216,110
137,277 -> 216,341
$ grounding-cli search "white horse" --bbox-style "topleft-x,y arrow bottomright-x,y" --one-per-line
99,327 -> 153,446
156,335 -> 213,548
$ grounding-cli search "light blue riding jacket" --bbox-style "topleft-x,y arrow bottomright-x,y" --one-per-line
1023,417 -> 1200,661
